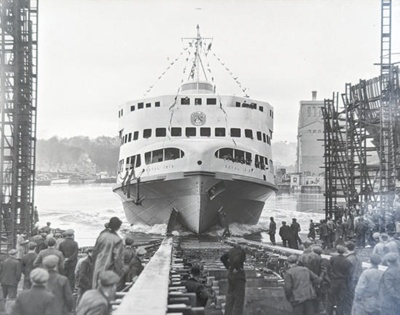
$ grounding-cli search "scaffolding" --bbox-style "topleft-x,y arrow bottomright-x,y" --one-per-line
0,0 -> 38,250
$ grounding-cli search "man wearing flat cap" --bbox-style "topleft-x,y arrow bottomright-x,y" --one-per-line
33,237 -> 65,273
0,249 -> 21,299
326,245 -> 352,315
380,252 -> 400,315
21,242 -> 38,289
12,268 -> 55,315
284,254 -> 319,315
59,229 -> 79,290
92,217 -> 124,289
42,255 -> 74,315
76,270 -> 120,315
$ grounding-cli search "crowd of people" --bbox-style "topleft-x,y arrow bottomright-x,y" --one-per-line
0,217 -> 144,315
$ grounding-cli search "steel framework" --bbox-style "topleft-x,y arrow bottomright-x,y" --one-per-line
0,0 -> 38,250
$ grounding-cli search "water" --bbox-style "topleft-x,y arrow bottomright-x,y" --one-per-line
34,184 -> 325,246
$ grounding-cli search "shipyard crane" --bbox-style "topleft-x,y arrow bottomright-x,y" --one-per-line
0,0 -> 38,250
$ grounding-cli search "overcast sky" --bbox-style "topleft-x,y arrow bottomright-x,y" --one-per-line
37,0 -> 400,142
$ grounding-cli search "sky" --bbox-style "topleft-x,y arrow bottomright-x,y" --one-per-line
37,0 -> 400,142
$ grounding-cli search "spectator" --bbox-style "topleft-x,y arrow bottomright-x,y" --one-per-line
11,268 -> 55,315
298,240 -> 321,276
326,217 -> 336,249
42,255 -> 74,315
380,252 -> 400,315
283,254 -> 319,315
59,229 -> 79,290
35,233 -> 48,253
54,232 -> 64,250
220,243 -> 246,315
0,249 -> 21,300
290,218 -> 301,249
118,237 -> 140,290
21,242 -> 38,289
327,245 -> 352,315
33,237 -> 65,273
279,221 -> 292,248
355,218 -> 367,248
76,270 -> 120,315
185,265 -> 214,307
308,220 -> 316,241
40,222 -> 52,234
16,232 -> 29,259
344,241 -> 362,315
268,217 -> 276,245
77,248 -> 94,303
92,217 -> 124,288
319,220 -> 329,249
352,254 -> 383,315
313,246 -> 330,314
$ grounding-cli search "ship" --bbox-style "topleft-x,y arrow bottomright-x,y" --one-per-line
113,27 -> 277,234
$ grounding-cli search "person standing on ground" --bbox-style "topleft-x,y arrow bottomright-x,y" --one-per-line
326,245 -> 352,315
76,270 -> 120,315
312,246 -> 330,314
279,221 -> 292,248
42,255 -> 74,315
379,252 -> 400,315
21,242 -> 38,289
298,240 -> 321,276
16,232 -> 29,260
59,229 -> 79,290
319,219 -> 329,249
344,241 -> 362,315
290,218 -> 301,249
77,247 -> 94,302
11,268 -> 55,315
354,217 -> 367,248
326,217 -> 336,249
220,243 -> 246,315
308,220 -> 316,241
33,237 -> 64,273
40,222 -> 52,234
0,249 -> 21,300
352,254 -> 383,315
92,217 -> 124,289
268,217 -> 276,245
284,254 -> 319,315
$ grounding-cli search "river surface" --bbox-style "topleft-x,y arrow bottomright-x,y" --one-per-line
34,184 -> 325,246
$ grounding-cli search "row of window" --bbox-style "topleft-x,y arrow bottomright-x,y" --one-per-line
121,127 -> 272,145
118,98 -> 273,118
118,148 -> 272,173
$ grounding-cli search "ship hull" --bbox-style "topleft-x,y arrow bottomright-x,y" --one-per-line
113,173 -> 275,234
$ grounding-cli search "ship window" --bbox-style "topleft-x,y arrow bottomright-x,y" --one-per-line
270,159 -> 273,173
250,103 -> 257,109
124,134 -> 128,144
171,127 -> 182,137
143,129 -> 152,138
121,109 -> 123,116
135,155 -> 141,168
128,133 -> 132,142
138,103 -> 144,109
236,102 -> 241,107
146,103 -> 151,108
263,133 -> 266,143
255,155 -> 268,170
230,128 -> 241,137
215,128 -> 225,137
259,106 -> 263,112
200,127 -> 211,137
144,152 -> 151,164
118,160 -> 124,173
257,131 -> 262,141
133,131 -> 139,140
242,102 -> 249,108
207,98 -> 217,105
245,129 -> 253,139
186,127 -> 196,137
130,105 -> 135,112
195,98 -> 202,105
267,135 -> 270,144
152,149 -> 163,163
165,148 -> 180,160
234,150 -> 245,163
215,148 -> 252,165
155,101 -> 160,107
181,97 -> 190,105
156,128 -> 166,137
216,148 -> 234,161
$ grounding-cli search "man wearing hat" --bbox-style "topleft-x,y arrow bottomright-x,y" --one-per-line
12,268 -> 55,315
42,255 -> 74,315
59,229 -> 79,290
21,242 -> 38,289
326,245 -> 352,315
380,252 -> 400,315
77,247 -> 94,302
352,254 -> 383,315
279,221 -> 292,248
92,217 -> 124,289
268,217 -> 276,245
33,237 -> 65,273
0,249 -> 21,299
16,232 -> 29,259
284,254 -> 319,315
76,270 -> 120,315
290,218 -> 302,249
344,241 -> 362,315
